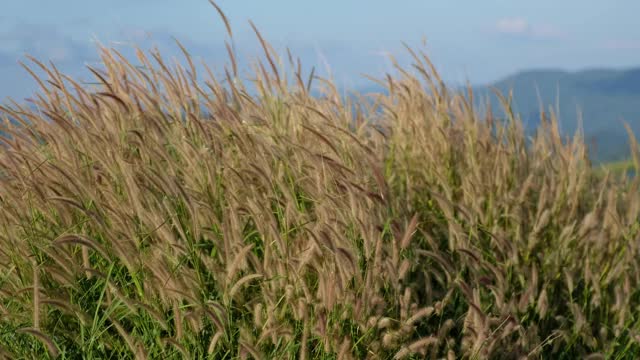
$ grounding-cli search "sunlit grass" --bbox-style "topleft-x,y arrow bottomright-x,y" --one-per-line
596,158 -> 635,178
0,5 -> 639,359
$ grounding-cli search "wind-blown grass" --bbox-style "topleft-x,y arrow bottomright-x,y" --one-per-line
1,6 -> 640,359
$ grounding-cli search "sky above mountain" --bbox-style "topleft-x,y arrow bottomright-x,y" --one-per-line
2,1 -> 640,101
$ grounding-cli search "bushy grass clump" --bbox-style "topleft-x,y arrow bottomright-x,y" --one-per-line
1,10 -> 640,359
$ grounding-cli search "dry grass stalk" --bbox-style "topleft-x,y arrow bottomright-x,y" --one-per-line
0,3 -> 638,358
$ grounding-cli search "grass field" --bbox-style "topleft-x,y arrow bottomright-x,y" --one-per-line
1,9 -> 640,359
596,158 -> 636,178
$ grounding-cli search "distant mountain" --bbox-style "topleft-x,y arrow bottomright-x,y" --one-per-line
472,67 -> 640,163
352,68 -> 640,162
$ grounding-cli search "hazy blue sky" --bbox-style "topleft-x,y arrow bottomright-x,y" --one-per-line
2,0 -> 640,100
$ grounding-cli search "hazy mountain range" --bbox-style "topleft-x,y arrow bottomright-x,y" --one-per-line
355,67 -> 640,163
473,68 -> 640,163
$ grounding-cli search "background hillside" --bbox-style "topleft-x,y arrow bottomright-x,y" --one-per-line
472,67 -> 640,163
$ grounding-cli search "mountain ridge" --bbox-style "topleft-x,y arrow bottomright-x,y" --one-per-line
479,66 -> 640,162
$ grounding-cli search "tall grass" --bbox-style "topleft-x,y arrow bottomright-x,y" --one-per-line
1,6 -> 640,359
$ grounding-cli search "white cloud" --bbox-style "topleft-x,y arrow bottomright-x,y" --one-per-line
496,17 -> 529,35
494,17 -> 566,40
